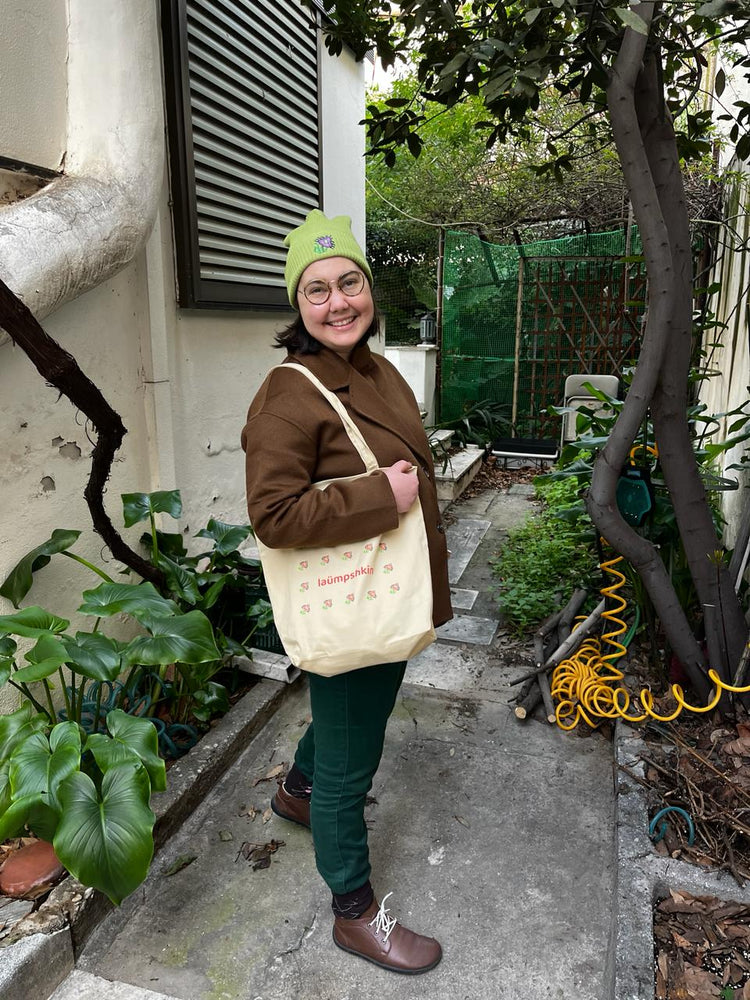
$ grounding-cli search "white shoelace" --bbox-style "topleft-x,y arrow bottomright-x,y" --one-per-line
369,891 -> 397,943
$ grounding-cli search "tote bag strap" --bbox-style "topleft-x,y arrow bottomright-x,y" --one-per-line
273,363 -> 380,474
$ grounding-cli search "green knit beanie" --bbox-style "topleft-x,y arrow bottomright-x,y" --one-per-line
283,209 -> 373,308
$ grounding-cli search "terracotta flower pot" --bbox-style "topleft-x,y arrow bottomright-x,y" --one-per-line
0,840 -> 66,899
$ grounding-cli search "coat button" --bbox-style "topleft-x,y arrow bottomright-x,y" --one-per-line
436,523 -> 445,533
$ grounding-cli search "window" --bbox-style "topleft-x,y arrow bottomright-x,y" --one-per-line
162,0 -> 321,308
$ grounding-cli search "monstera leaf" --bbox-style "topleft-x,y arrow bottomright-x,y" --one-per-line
54,762 -> 155,905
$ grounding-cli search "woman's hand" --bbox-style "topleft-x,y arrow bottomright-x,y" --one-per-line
383,460 -> 419,513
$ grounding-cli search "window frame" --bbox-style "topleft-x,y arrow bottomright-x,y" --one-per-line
161,0 -> 323,310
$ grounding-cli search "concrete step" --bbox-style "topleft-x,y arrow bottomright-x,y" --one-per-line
434,445 -> 483,501
49,970 -> 181,1000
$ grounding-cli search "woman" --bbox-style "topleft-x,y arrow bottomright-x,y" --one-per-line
241,210 -> 452,974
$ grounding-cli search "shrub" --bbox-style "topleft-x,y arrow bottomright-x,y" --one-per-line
490,475 -> 596,633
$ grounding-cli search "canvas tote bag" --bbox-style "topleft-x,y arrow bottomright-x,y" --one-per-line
254,363 -> 436,676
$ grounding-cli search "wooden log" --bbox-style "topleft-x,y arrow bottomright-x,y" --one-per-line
538,670 -> 557,725
534,609 -> 564,667
509,600 -> 606,687
514,681 -> 543,720
556,588 -> 589,644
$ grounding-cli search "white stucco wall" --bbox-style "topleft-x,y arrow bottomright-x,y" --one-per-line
0,19 -> 367,712
699,166 -> 750,549
0,0 -> 67,170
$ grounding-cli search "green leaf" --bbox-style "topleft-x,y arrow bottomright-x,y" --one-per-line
61,632 -> 123,682
0,793 -> 45,840
0,637 -> 15,687
0,759 -> 11,814
123,611 -> 220,668
0,530 -> 82,608
194,519 -> 252,557
0,704 -> 49,762
614,7 -> 649,33
191,682 -> 230,722
9,722 -> 81,813
14,634 -> 71,683
715,67 -> 725,98
121,490 -> 182,528
105,710 -> 166,792
157,553 -> 200,606
54,763 -> 156,905
197,577 -> 227,612
78,582 -> 180,622
0,607 -> 70,639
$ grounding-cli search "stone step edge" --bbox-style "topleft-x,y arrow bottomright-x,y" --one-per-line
49,969 -> 182,1000
434,446 -> 484,502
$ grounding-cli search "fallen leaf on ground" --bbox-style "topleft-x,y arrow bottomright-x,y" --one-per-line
262,807 -> 272,824
236,839 -> 285,871
252,763 -> 285,787
453,815 -> 470,828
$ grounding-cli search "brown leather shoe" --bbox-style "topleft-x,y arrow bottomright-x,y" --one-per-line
270,782 -> 311,829
332,893 -> 442,974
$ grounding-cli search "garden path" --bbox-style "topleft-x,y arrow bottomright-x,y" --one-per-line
52,481 -> 617,1000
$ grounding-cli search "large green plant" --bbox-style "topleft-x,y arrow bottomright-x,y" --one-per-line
0,490 -> 272,903
0,585 -> 221,903
0,490 -> 273,727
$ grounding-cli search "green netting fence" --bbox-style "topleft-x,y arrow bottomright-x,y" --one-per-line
441,227 -> 646,441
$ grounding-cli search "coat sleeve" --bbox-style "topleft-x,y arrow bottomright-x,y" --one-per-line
242,409 -> 399,549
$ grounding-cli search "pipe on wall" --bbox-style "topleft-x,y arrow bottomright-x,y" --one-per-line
0,0 -> 165,344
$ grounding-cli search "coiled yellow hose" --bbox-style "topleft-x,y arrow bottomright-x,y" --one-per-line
550,546 -> 750,731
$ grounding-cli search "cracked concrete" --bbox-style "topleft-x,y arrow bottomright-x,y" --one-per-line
77,673 -> 615,1000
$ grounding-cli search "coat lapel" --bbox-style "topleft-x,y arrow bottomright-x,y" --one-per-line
283,346 -> 433,468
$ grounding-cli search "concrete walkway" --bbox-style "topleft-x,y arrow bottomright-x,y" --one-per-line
52,483 -> 616,1000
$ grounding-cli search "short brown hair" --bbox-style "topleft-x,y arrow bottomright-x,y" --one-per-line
273,303 -> 382,355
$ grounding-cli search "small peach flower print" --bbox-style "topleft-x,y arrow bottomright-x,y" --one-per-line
322,599 -> 333,610
300,604 -> 310,615
366,590 -> 377,600
298,560 -> 308,571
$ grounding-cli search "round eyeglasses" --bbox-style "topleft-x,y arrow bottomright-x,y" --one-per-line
298,270 -> 366,305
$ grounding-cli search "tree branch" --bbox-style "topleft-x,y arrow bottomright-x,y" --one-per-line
0,277 -> 165,588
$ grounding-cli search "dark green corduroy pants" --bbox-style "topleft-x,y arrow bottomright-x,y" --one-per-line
293,660 -> 407,895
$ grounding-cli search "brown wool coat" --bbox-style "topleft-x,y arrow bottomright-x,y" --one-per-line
241,342 -> 452,628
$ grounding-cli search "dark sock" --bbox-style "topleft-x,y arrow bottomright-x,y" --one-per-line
332,881 -> 374,919
284,763 -> 312,799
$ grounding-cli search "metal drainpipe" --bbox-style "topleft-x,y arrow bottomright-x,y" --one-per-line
0,0 -> 165,345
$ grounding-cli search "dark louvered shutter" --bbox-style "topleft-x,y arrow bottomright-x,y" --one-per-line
163,0 -> 321,308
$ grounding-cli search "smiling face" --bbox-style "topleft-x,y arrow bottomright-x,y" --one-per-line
296,256 -> 374,359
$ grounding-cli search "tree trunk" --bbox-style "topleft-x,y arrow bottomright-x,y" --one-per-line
590,6 -> 711,698
0,277 -> 164,588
